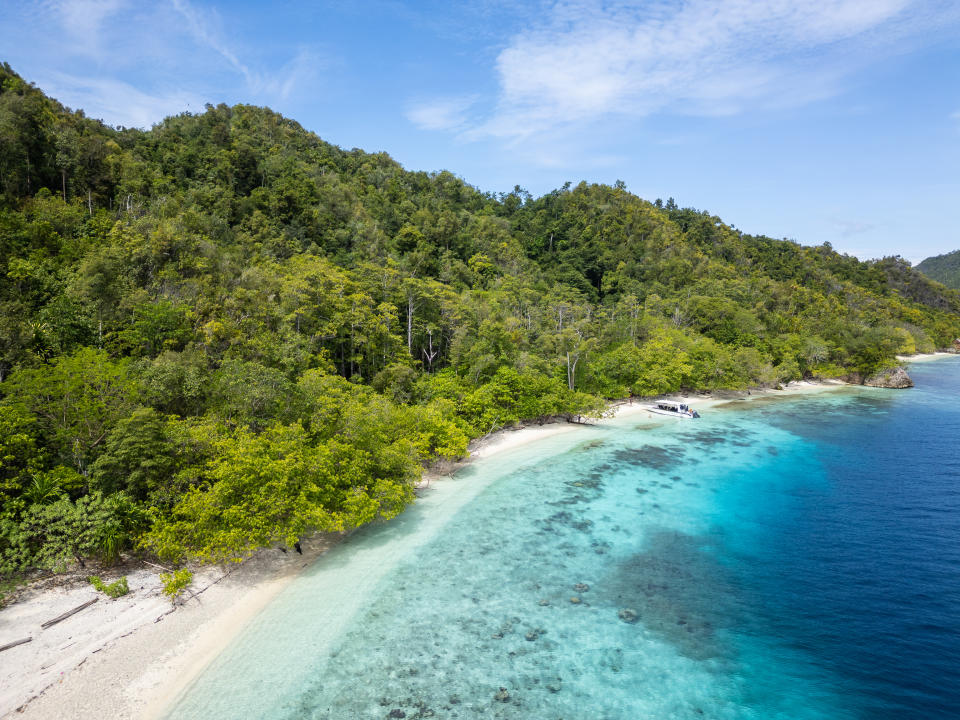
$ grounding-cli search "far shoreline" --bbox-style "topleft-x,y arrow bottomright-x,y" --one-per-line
896,351 -> 958,363
0,375 -> 890,719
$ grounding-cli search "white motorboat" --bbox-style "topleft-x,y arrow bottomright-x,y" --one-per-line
647,400 -> 700,419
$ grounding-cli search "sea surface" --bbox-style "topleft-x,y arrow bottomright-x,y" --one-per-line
167,358 -> 960,719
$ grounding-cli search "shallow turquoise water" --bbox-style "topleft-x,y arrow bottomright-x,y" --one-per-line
168,358 -> 960,719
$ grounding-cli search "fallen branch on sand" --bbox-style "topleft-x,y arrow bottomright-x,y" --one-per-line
40,598 -> 98,629
0,637 -> 32,653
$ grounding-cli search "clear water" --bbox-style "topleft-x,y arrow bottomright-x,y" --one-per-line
167,358 -> 960,719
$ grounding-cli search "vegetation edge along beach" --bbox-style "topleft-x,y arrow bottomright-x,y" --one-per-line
5,376 -> 864,719
2,59 -> 960,715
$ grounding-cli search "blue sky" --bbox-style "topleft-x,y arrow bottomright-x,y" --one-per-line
3,0 -> 959,263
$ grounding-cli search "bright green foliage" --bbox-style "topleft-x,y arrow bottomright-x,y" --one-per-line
146,422 -> 414,563
136,349 -> 209,417
592,330 -> 693,397
88,574 -> 129,598
0,64 -> 959,574
111,299 -> 195,358
159,568 -> 193,601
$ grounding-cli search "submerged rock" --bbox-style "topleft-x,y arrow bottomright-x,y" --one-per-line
618,608 -> 639,623
387,710 -> 406,719
569,596 -> 581,604
573,583 -> 590,592
494,687 -> 511,702
864,366 -> 914,388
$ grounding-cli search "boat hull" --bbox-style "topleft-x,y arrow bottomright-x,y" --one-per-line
647,407 -> 698,419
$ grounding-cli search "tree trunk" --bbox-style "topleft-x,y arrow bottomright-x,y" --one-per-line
61,169 -> 67,202
407,294 -> 414,356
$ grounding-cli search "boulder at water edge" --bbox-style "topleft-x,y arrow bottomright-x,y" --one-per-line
864,366 -> 914,389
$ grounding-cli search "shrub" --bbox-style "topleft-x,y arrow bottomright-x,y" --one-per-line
159,568 -> 193,601
88,574 -> 129,598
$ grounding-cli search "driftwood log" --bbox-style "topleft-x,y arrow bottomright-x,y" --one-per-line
0,636 -> 32,652
40,598 -> 98,629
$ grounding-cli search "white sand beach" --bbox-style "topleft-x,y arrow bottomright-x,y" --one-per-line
896,351 -> 958,363
1,379 -> 851,720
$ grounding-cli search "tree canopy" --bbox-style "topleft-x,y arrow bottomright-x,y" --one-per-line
2,62 -> 958,578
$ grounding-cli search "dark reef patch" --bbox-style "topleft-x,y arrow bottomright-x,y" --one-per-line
598,529 -> 734,661
612,445 -> 687,470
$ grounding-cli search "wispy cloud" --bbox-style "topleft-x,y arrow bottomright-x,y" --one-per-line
170,0 -> 318,100
171,0 -> 253,85
407,95 -> 479,131
43,73 -> 204,128
832,217 -> 876,238
50,0 -> 128,58
9,0 -> 324,128
468,0 -> 957,142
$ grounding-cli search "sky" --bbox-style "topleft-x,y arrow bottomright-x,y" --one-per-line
2,0 -> 959,263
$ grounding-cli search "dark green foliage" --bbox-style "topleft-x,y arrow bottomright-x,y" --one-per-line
1,492 -> 146,574
90,408 -> 179,502
0,65 -> 958,575
917,249 -> 960,290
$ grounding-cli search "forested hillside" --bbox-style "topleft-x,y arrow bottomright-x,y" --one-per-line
3,63 -> 959,582
917,250 -> 960,290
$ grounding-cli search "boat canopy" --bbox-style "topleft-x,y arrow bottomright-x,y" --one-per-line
656,401 -> 689,411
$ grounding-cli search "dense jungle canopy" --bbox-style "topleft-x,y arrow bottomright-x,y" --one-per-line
2,62 -> 959,580
917,249 -> 960,290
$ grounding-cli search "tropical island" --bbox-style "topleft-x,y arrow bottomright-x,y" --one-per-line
2,60 -> 960,608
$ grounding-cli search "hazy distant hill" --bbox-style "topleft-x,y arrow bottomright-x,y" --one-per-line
917,250 -> 960,290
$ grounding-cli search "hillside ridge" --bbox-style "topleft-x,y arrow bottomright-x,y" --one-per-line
2,61 -> 959,577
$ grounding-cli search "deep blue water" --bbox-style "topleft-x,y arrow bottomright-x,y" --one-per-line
168,357 -> 960,719
722,360 -> 960,719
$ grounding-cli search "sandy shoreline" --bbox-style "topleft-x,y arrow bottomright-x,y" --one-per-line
896,351 -> 958,363
1,378 -> 852,719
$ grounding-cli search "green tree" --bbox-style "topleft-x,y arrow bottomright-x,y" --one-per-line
2,348 -> 136,472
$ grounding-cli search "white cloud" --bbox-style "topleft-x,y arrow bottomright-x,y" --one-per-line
170,0 -> 319,101
473,0 -> 953,142
406,95 -> 479,131
170,0 -> 254,84
832,217 -> 876,238
43,73 -> 204,128
50,0 -> 128,57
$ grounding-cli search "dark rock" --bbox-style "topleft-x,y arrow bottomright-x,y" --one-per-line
525,630 -> 538,641
494,687 -> 510,702
618,608 -> 639,623
864,366 -> 914,388
388,710 -> 406,719
538,598 -> 550,606
573,583 -> 590,592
